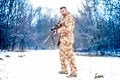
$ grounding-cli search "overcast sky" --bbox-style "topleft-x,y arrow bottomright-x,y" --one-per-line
30,0 -> 85,14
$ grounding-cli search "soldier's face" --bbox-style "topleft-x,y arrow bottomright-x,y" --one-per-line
60,8 -> 68,16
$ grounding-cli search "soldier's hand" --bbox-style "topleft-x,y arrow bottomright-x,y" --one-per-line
57,23 -> 62,27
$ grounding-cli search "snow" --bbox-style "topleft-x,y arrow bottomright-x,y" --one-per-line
0,50 -> 120,80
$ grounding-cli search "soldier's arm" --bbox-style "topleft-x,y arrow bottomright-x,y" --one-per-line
57,15 -> 75,33
63,15 -> 75,32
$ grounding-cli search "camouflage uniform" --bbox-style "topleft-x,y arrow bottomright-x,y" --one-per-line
58,13 -> 77,75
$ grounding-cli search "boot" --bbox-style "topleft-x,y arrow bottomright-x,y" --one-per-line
67,74 -> 77,78
59,71 -> 68,74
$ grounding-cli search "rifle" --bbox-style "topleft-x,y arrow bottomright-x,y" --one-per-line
43,22 -> 62,46
51,22 -> 62,31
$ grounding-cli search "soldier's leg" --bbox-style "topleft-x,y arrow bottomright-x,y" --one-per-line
67,48 -> 77,75
59,48 -> 68,73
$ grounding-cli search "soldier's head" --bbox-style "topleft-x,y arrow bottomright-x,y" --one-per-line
60,6 -> 69,16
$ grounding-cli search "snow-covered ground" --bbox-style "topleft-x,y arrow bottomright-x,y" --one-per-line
0,50 -> 120,80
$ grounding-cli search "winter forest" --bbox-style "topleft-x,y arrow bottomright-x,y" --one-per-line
0,0 -> 120,56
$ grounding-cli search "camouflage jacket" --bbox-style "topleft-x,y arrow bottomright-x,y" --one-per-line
58,13 -> 75,47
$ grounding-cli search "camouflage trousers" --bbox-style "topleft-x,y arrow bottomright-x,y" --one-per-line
59,45 -> 77,75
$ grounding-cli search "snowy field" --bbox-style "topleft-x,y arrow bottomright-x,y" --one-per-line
0,50 -> 120,80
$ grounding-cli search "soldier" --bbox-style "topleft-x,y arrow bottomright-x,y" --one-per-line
55,6 -> 77,77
